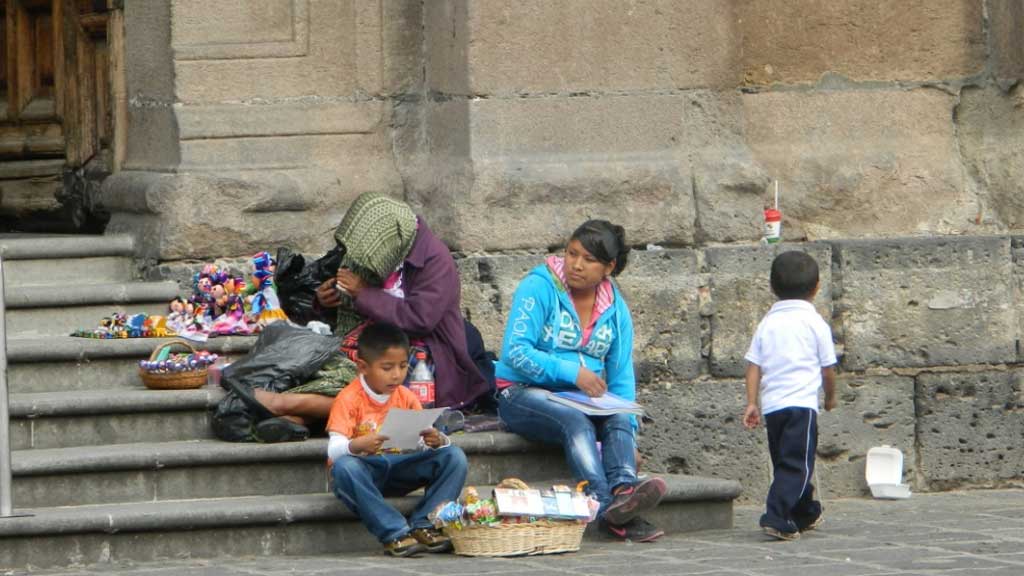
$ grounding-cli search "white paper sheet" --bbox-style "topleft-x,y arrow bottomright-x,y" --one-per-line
379,407 -> 450,451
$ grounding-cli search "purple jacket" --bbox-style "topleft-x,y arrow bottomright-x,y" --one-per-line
351,222 -> 489,409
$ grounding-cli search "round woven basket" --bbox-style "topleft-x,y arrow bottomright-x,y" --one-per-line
445,520 -> 586,557
139,339 -> 208,390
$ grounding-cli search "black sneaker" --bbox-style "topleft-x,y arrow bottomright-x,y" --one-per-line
254,417 -> 309,443
600,517 -> 665,542
602,477 -> 667,526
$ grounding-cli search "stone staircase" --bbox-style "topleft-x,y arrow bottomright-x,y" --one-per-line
0,234 -> 741,571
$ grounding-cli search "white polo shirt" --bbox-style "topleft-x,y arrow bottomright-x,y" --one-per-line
744,299 -> 837,415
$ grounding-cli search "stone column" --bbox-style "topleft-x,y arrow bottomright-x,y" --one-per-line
96,0 -> 420,261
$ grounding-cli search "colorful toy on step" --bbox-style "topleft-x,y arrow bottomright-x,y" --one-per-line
247,250 -> 288,325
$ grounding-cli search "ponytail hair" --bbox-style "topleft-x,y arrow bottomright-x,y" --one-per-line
570,220 -> 630,276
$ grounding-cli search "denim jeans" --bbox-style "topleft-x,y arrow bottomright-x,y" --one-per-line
497,384 -> 637,515
331,446 -> 468,543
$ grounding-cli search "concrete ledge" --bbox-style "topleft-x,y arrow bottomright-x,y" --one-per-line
9,389 -> 224,418
0,235 -> 134,260
12,440 -> 329,476
7,335 -> 256,363
10,433 -> 547,477
5,282 -> 181,309
0,474 -> 739,538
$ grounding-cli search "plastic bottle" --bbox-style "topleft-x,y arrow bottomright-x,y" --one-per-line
763,208 -> 782,244
408,351 -> 435,408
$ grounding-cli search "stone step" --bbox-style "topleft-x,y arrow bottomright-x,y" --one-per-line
0,234 -> 137,287
7,335 -> 255,394
8,389 -> 223,450
5,281 -> 182,338
9,434 -> 567,508
0,475 -> 741,570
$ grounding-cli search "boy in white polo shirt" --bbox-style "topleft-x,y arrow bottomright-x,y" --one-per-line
743,251 -> 837,541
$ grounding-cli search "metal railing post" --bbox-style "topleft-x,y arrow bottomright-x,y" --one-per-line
0,254 -> 12,517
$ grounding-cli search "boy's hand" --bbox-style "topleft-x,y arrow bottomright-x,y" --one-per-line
743,404 -> 761,429
350,432 -> 389,455
824,394 -> 838,412
420,428 -> 444,449
576,368 -> 607,397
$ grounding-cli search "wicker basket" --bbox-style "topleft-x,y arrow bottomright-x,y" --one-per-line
445,520 -> 586,557
139,339 -> 208,390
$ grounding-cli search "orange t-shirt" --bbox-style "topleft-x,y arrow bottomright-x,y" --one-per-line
326,376 -> 423,440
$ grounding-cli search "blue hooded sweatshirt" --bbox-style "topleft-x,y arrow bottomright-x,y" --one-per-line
494,262 -> 637,410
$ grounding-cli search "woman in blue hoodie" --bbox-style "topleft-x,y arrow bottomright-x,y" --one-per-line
495,220 -> 666,542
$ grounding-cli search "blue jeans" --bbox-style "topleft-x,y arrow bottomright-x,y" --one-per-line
497,385 -> 637,515
331,446 -> 468,543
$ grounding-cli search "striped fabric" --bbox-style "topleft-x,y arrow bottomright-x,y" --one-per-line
332,193 -> 418,335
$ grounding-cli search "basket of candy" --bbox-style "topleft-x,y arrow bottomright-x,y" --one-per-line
430,478 -> 597,557
138,339 -> 218,390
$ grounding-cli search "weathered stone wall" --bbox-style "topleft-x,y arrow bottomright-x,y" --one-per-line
459,236 -> 1024,500
97,1 -> 1024,258
102,2 -> 1024,499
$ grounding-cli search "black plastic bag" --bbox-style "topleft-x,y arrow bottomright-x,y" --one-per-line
274,245 -> 345,326
222,322 -> 342,393
211,392 -> 257,442
211,323 -> 342,442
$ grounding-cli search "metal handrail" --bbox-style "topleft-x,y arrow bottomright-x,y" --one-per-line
0,255 -> 11,516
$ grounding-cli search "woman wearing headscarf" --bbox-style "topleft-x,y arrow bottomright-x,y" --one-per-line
245,193 -> 491,441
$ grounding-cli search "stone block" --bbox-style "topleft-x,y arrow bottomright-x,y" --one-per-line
958,86 -> 1024,231
98,169 -> 402,261
426,155 -> 697,252
706,242 -> 833,377
467,94 -> 691,157
456,254 -> 546,354
817,376 -> 917,497
988,0 -> 1024,81
171,1 -> 377,102
424,0 -> 470,95
738,0 -> 985,85
463,0 -> 737,94
743,90 -> 978,240
638,379 -> 770,503
693,157 -> 771,244
916,371 -> 1024,489
835,236 -> 1016,369
616,250 -> 704,382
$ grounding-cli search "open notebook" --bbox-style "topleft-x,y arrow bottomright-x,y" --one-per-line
548,390 -> 644,417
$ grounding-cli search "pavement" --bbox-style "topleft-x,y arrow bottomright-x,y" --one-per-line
7,489 -> 1024,576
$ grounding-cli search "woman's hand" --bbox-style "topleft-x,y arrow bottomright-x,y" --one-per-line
336,269 -> 368,299
349,432 -> 389,455
575,367 -> 607,397
315,278 -> 342,308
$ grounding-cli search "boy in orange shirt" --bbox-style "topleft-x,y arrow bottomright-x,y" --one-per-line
327,323 -> 468,557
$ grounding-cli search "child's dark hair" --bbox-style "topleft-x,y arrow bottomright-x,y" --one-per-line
570,220 -> 630,276
357,323 -> 410,363
770,251 -> 819,300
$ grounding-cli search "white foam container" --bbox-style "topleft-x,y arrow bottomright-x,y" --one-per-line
865,445 -> 912,499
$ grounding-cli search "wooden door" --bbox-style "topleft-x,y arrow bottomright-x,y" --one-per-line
0,0 -> 119,230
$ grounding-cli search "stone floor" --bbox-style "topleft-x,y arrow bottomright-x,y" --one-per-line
7,489 -> 1024,575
